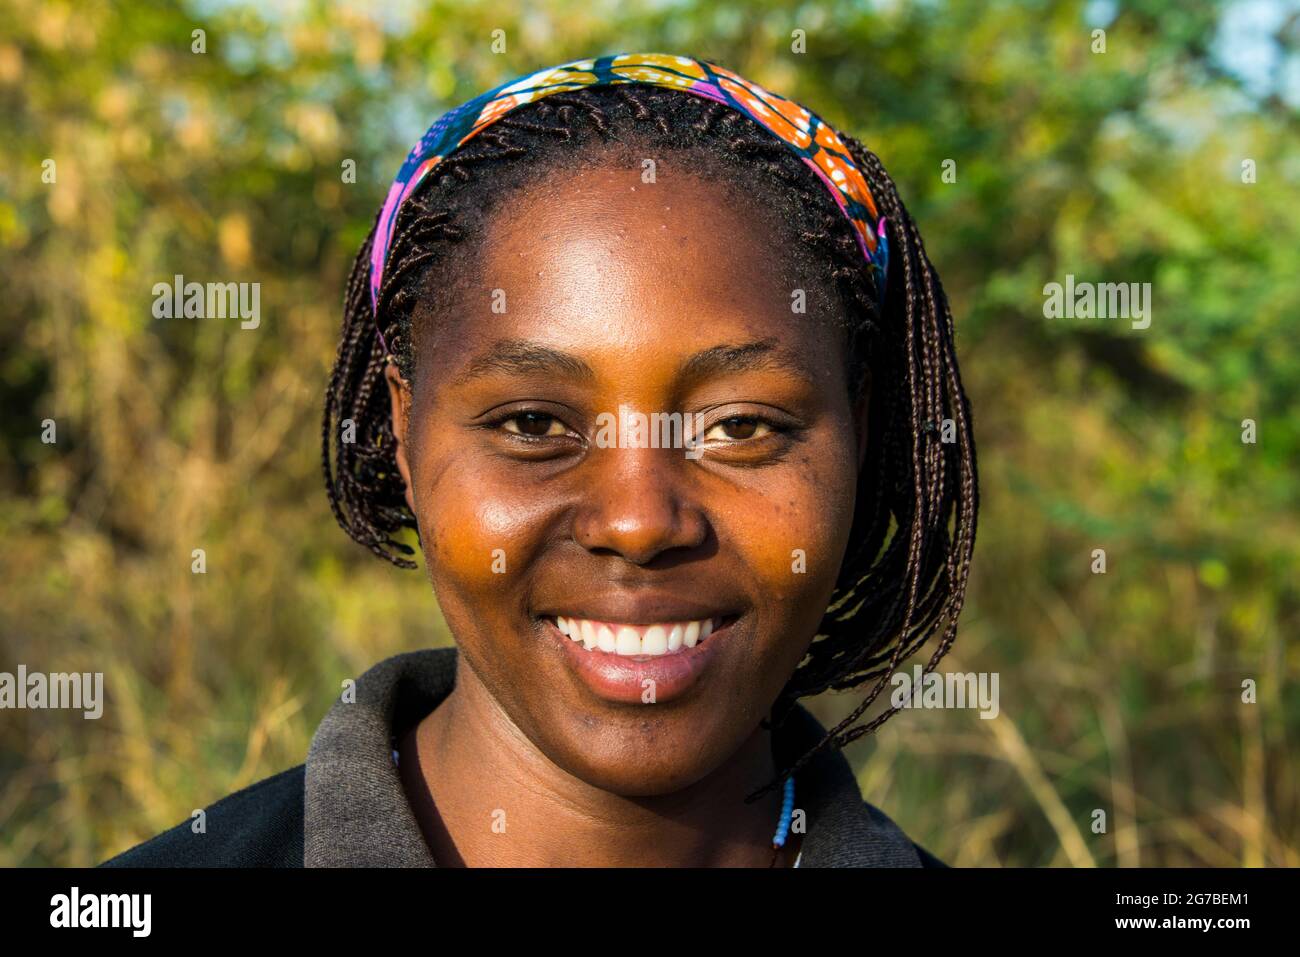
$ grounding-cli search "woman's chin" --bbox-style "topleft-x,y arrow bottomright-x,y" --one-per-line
533,712 -> 749,798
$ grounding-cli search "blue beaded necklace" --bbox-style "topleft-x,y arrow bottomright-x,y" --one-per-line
770,775 -> 797,867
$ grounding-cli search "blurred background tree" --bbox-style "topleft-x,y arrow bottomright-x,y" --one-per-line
1,0 -> 1296,866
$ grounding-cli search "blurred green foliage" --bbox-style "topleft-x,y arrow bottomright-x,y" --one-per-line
1,0 -> 1296,866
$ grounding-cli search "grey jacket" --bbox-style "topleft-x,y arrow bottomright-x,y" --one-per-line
103,647 -> 943,867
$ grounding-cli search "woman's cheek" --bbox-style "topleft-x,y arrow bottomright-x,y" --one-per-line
418,470 -> 546,601
734,451 -> 857,616
736,497 -> 846,601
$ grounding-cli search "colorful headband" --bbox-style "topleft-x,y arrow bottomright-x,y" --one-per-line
370,52 -> 889,353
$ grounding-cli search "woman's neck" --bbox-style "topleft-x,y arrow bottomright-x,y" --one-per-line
396,658 -> 793,867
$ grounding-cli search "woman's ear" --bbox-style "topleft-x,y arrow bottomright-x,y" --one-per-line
384,361 -> 418,515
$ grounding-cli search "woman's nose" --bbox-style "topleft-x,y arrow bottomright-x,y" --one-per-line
570,446 -> 709,566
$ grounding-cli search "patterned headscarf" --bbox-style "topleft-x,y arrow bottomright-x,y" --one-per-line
370,52 -> 889,352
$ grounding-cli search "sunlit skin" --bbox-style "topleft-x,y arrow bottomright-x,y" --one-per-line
385,164 -> 870,867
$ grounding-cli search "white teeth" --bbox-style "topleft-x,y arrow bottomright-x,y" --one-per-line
552,615 -> 726,657
597,625 -> 617,653
642,625 -> 668,655
615,627 -> 641,655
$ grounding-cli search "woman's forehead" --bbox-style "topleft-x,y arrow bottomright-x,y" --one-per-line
466,167 -> 836,335
487,164 -> 779,263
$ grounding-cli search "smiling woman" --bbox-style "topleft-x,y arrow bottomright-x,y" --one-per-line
103,53 -> 977,869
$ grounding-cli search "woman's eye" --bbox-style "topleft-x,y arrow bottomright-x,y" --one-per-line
500,412 -> 568,438
703,416 -> 773,442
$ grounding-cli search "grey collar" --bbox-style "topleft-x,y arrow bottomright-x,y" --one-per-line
304,647 -> 921,867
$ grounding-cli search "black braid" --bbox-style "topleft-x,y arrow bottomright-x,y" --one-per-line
321,83 -> 978,800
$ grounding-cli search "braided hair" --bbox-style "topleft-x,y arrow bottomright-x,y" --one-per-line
322,83 -> 978,800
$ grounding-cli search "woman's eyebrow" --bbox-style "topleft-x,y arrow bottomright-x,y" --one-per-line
452,338 -> 597,386
451,337 -> 811,387
678,339 -> 810,384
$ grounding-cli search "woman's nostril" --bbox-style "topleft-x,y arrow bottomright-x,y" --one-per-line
571,506 -> 711,565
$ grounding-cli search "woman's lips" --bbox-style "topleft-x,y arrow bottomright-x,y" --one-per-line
544,614 -> 740,704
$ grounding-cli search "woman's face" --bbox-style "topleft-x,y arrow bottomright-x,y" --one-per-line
388,164 -> 866,796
